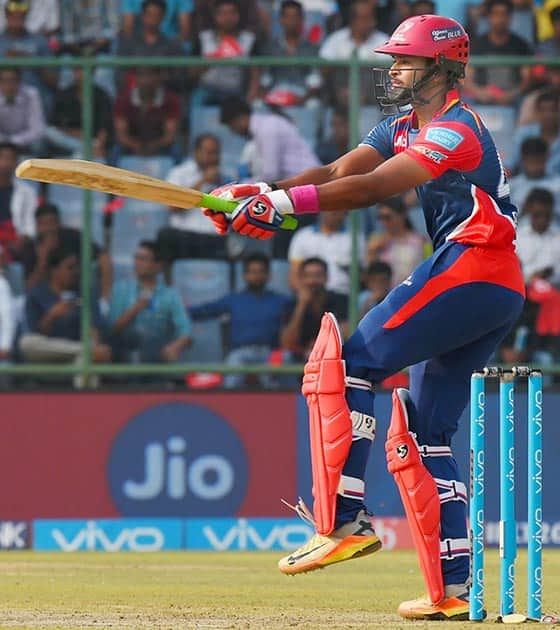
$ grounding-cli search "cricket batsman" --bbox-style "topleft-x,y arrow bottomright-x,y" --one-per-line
203,14 -> 525,620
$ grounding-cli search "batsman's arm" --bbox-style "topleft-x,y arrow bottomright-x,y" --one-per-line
312,152 -> 433,212
273,145 -> 386,189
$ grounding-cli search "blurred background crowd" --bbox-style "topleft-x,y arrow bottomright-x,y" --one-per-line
0,0 -> 559,389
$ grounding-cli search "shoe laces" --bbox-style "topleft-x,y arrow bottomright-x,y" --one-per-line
281,497 -> 316,527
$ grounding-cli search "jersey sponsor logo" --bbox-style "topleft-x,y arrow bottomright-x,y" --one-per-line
411,144 -> 448,164
425,127 -> 464,151
431,27 -> 463,41
394,133 -> 408,149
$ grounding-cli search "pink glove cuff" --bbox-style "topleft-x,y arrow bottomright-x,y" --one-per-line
289,185 -> 320,215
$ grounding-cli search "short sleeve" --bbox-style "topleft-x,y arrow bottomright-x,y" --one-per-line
405,122 -> 483,178
359,117 -> 394,160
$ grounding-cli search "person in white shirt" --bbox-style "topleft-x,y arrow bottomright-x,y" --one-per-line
156,133 -> 228,271
0,68 -> 45,150
517,187 -> 560,285
319,0 -> 388,107
0,142 -> 37,262
287,209 -> 365,295
0,244 -> 14,354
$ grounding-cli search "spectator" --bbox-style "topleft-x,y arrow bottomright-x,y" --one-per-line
287,210 -> 364,295
189,253 -> 291,389
117,0 -> 185,92
190,0 -> 261,107
316,106 -> 349,164
319,0 -> 388,107
517,188 -> 560,284
511,91 -> 560,173
19,202 -> 113,303
0,243 -> 15,376
516,188 -> 560,367
220,98 -> 320,182
0,0 -> 56,96
109,240 -> 192,363
0,142 -> 37,260
465,0 -> 533,105
366,197 -> 430,287
409,0 -> 435,16
259,0 -> 322,108
113,66 -> 181,159
538,5 -> 560,56
281,256 -> 348,360
58,0 -> 119,55
44,67 -> 113,159
0,68 -> 45,151
193,0 -> 264,35
509,137 -> 560,214
358,260 -> 392,319
0,0 -> 59,36
19,245 -> 111,364
157,133 -> 228,268
121,0 -> 193,43
518,65 -> 560,126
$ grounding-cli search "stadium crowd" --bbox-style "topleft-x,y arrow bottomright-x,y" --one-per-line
0,0 -> 559,388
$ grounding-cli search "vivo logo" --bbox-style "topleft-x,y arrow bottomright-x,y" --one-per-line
51,521 -> 165,552
200,519 -> 312,551
123,436 -> 234,501
532,449 -> 543,496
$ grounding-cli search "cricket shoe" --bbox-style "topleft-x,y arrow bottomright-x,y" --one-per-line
278,506 -> 382,576
397,584 -> 484,621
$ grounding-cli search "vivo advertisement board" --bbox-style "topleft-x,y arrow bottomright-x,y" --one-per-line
33,518 -> 183,551
185,518 -> 314,551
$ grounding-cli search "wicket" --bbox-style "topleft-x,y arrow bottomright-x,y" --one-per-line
469,366 -> 543,623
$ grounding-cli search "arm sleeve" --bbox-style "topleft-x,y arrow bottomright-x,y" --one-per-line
359,117 -> 394,159
189,295 -> 230,320
404,121 -> 483,177
170,290 -> 192,337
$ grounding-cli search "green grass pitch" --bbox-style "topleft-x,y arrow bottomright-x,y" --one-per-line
0,550 -> 558,629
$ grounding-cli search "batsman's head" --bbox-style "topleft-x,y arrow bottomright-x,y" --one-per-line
373,14 -> 469,111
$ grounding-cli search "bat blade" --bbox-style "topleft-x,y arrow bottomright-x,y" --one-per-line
15,158 -> 297,229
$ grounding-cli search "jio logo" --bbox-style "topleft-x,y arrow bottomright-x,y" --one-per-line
108,402 -> 248,516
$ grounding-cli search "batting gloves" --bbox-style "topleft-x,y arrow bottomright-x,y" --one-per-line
202,182 -> 271,235
230,190 -> 295,240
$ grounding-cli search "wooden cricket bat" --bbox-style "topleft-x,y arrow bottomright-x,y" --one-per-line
15,159 -> 297,230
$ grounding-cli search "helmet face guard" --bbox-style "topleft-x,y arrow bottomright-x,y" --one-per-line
373,59 -> 465,114
373,65 -> 439,114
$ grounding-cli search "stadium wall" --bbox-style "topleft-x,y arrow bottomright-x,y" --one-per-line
0,391 -> 559,550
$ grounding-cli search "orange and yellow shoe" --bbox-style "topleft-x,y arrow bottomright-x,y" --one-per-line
278,510 -> 382,576
397,594 -> 474,621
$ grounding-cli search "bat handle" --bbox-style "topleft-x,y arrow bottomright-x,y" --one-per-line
200,193 -> 298,231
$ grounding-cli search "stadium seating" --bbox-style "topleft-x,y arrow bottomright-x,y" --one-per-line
48,184 -> 106,246
110,201 -> 168,259
172,259 -> 232,362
